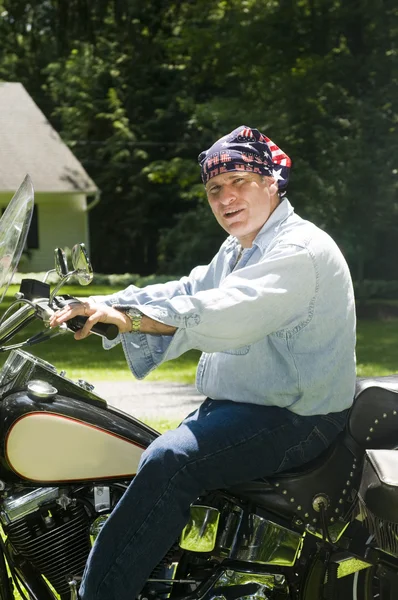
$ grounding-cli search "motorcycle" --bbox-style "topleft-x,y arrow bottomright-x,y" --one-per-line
0,175 -> 396,600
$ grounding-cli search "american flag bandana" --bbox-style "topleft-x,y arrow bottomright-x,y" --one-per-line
198,126 -> 292,196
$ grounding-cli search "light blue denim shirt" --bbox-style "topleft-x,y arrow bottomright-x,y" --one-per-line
94,199 -> 356,416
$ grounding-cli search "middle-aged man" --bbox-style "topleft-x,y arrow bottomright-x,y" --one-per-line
50,126 -> 356,600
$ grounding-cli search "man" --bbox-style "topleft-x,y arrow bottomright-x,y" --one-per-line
50,126 -> 356,600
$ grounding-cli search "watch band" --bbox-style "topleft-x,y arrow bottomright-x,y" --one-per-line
124,308 -> 143,333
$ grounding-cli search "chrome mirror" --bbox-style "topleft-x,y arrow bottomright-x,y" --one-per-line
54,248 -> 69,278
71,244 -> 93,286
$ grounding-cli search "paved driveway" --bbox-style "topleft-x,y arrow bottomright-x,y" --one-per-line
92,380 -> 205,421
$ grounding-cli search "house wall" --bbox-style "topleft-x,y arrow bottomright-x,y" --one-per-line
0,192 -> 89,272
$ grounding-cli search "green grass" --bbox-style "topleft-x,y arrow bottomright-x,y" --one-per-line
356,319 -> 398,376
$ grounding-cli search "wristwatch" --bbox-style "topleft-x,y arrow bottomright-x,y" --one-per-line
124,307 -> 143,333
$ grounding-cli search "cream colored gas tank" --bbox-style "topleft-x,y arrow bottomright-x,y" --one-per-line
1,391 -> 157,484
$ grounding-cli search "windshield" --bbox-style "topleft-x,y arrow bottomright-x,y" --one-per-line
0,175 -> 34,304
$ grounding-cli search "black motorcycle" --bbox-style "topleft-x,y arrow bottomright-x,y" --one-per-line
0,175 -> 396,600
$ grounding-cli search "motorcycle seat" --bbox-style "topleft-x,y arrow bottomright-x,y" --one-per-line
358,449 -> 398,524
349,374 -> 398,448
228,433 -> 357,524
227,375 -> 398,525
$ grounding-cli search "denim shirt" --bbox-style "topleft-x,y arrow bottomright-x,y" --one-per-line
94,199 -> 356,416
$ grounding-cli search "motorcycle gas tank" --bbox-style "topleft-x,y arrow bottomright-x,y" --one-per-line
0,390 -> 158,484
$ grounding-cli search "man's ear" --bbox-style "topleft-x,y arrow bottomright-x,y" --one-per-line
269,181 -> 278,196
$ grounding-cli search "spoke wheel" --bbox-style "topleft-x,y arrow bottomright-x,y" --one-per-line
338,566 -> 397,600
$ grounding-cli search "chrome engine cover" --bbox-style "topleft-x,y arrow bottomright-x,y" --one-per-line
1,487 -> 59,524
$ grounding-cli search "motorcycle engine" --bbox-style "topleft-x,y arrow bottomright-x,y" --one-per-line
2,487 -> 91,599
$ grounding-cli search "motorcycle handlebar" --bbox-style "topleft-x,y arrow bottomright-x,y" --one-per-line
54,297 -> 119,341
66,315 -> 119,341
0,303 -> 37,345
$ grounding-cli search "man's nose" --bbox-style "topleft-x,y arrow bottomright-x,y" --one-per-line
219,186 -> 236,205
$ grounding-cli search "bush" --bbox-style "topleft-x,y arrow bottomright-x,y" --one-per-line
354,280 -> 398,301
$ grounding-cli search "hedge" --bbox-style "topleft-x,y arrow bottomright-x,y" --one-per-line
11,273 -> 398,300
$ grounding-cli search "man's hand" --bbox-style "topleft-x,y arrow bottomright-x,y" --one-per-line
49,300 -> 177,339
49,300 -> 132,339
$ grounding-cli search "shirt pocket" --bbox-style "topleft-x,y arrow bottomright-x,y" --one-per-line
220,345 -> 251,356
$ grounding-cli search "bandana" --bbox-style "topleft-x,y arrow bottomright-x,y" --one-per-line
198,126 -> 292,195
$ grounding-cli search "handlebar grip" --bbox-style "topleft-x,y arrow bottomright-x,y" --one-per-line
66,315 -> 119,341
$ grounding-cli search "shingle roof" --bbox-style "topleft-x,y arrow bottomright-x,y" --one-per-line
0,82 -> 98,193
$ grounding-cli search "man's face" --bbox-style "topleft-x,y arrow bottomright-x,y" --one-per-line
205,171 -> 279,248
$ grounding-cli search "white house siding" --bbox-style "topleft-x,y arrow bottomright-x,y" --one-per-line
0,192 -> 89,272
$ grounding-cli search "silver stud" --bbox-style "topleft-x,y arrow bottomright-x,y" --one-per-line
352,463 -> 357,469
369,427 -> 374,432
304,513 -> 309,518
335,508 -> 340,513
383,413 -> 387,418
297,505 -> 302,511
350,472 -> 354,477
366,436 -> 371,441
342,489 -> 347,495
346,480 -> 351,486
282,490 -> 287,495
275,482 -> 280,487
375,419 -> 379,424
330,517 -> 335,523
290,497 -> 295,503
339,499 -> 344,504
313,518 -> 317,524
393,411 -> 397,415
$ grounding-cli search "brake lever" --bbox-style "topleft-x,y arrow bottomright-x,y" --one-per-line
0,327 -> 67,353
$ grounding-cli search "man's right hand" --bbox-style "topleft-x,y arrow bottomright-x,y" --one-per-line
49,300 -> 132,339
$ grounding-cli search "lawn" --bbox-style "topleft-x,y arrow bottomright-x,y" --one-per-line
0,284 -> 397,385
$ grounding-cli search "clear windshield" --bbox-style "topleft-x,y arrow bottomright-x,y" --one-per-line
0,175 -> 34,303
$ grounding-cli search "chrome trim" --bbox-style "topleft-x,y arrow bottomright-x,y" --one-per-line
90,515 -> 109,545
180,505 -> 220,552
27,379 -> 57,400
1,487 -> 59,524
306,519 -> 350,543
94,486 -> 111,512
214,569 -> 288,599
235,513 -> 304,566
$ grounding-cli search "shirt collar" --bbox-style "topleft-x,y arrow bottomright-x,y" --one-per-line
252,198 -> 294,253
224,198 -> 294,254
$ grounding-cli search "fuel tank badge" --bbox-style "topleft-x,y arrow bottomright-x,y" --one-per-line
27,379 -> 58,401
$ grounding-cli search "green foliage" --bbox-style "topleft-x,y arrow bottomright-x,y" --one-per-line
354,280 -> 398,301
0,0 -> 397,279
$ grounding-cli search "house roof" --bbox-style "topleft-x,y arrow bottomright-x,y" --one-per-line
0,82 -> 98,194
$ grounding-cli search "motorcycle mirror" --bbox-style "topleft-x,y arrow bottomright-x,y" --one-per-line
54,248 -> 69,278
71,244 -> 93,286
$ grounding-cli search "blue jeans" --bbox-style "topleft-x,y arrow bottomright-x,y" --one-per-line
79,400 -> 348,600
